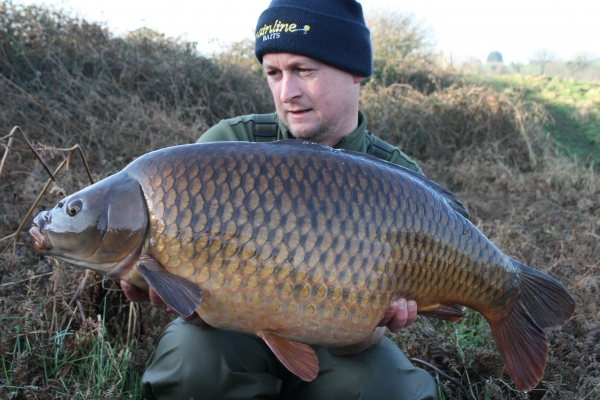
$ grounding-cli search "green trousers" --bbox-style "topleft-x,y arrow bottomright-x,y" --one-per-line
141,318 -> 437,400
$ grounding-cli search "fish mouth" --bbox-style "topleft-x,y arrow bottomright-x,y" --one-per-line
29,225 -> 53,251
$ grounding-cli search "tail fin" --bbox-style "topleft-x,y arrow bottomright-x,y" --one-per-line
514,261 -> 575,329
486,260 -> 575,393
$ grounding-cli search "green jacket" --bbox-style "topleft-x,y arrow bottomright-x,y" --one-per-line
197,110 -> 424,175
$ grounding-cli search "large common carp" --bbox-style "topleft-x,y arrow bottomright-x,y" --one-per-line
30,141 -> 574,392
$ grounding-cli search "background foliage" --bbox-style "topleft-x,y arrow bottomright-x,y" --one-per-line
0,2 -> 598,399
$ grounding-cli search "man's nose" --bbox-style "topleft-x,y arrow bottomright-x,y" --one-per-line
280,73 -> 302,103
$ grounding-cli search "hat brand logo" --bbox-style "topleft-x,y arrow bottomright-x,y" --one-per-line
256,20 -> 310,41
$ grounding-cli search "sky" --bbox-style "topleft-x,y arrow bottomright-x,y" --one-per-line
16,0 -> 600,65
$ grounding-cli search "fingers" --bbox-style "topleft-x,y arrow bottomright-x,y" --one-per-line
384,299 -> 418,333
119,281 -> 169,311
123,281 -> 202,321
148,287 -> 169,310
378,300 -> 398,327
386,299 -> 409,332
149,288 -> 201,320
120,280 -> 150,302
405,300 -> 417,327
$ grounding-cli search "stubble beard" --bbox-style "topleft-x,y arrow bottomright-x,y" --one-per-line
288,122 -> 329,144
285,114 -> 347,145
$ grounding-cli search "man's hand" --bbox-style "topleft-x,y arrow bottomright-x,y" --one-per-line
378,299 -> 417,332
330,298 -> 417,356
120,280 -> 150,302
120,280 -> 202,323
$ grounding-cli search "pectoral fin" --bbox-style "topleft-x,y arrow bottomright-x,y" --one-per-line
418,303 -> 466,322
136,256 -> 202,318
259,331 -> 319,382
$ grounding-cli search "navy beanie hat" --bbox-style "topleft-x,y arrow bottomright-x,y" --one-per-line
254,0 -> 372,78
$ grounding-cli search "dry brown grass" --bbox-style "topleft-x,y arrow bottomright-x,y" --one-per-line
1,3 -> 598,399
361,82 -> 552,172
412,155 -> 600,399
0,3 -> 273,170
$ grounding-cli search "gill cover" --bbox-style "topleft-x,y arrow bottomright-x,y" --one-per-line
32,173 -> 148,272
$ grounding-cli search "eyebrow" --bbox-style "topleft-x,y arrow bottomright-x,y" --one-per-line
263,57 -> 317,70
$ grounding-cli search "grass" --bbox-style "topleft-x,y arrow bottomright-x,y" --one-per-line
472,74 -> 600,169
1,298 -> 141,399
469,59 -> 600,82
1,3 -> 599,399
394,310 -> 504,399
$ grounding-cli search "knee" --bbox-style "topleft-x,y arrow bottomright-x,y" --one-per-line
141,320 -> 224,398
301,337 -> 437,400
141,319 -> 281,399
150,319 -> 235,367
358,337 -> 437,399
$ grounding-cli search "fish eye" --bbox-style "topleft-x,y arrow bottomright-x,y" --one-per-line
66,199 -> 83,216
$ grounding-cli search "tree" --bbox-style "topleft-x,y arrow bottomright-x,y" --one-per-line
530,48 -> 557,75
460,57 -> 482,74
486,51 -> 503,63
510,62 -> 523,74
567,52 -> 596,73
367,11 -> 435,87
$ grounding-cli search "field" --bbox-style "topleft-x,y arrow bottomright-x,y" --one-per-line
1,3 -> 599,399
474,74 -> 600,168
461,59 -> 600,84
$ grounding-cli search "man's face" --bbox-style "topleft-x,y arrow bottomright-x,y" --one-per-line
262,53 -> 362,147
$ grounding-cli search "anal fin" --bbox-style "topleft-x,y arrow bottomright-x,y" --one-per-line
259,331 -> 319,382
136,256 -> 202,318
419,303 -> 466,322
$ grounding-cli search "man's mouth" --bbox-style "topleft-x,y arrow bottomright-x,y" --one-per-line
287,108 -> 312,117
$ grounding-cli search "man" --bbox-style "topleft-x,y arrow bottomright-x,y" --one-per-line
122,0 -> 437,398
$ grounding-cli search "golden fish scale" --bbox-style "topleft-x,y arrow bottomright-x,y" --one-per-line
132,144 -> 519,346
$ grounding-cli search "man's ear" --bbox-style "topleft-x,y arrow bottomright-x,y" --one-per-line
353,75 -> 364,84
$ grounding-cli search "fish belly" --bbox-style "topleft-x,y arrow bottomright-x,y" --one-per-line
195,275 -> 388,346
